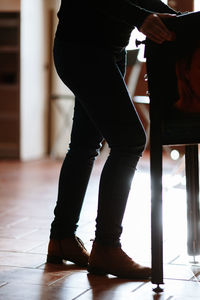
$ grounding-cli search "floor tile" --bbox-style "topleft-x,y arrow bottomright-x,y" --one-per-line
0,282 -> 88,300
70,273 -> 146,300
27,242 -> 48,255
0,237 -> 43,252
0,227 -> 38,239
50,271 -> 98,289
0,264 -> 74,286
0,251 -> 46,268
164,264 -> 196,280
0,213 -> 28,228
6,216 -> 52,230
129,279 -> 200,299
170,254 -> 200,267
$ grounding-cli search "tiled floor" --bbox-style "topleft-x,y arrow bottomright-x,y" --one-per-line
0,147 -> 200,299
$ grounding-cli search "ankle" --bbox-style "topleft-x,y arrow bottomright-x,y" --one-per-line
94,238 -> 121,248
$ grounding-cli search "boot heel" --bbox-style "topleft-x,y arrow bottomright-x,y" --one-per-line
87,265 -> 107,276
46,254 -> 63,264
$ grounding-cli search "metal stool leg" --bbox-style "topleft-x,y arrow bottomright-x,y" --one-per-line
150,117 -> 164,292
185,145 -> 200,258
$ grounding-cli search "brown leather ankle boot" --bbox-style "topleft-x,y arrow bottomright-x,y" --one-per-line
47,236 -> 89,267
88,242 -> 151,279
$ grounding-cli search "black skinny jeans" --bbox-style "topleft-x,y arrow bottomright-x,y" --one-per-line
50,38 -> 146,246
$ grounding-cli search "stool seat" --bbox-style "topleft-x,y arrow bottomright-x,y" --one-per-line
163,110 -> 200,145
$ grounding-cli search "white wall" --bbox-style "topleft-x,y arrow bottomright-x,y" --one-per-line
20,0 -> 74,160
194,0 -> 200,11
20,0 -> 46,160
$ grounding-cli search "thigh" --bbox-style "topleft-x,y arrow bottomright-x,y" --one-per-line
54,40 -> 146,149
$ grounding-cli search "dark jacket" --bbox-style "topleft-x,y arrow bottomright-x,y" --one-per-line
55,0 -> 177,48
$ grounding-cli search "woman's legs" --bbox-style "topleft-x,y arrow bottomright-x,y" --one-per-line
51,39 -> 146,246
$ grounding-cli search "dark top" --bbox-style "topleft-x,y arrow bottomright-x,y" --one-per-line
56,0 -> 177,49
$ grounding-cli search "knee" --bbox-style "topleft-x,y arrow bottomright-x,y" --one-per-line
128,123 -> 147,156
135,128 -> 147,155
111,126 -> 146,157
68,140 -> 103,161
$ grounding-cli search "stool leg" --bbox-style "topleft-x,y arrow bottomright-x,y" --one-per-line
185,145 -> 200,256
150,123 -> 164,286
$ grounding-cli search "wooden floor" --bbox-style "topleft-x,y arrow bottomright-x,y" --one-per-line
0,148 -> 200,299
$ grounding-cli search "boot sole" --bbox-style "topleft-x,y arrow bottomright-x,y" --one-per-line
47,254 -> 88,267
88,265 -> 151,280
46,254 -> 63,264
87,265 -> 108,276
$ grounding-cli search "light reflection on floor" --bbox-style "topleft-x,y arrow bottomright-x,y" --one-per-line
80,148 -> 200,271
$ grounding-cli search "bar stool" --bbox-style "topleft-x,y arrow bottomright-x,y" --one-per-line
145,37 -> 200,292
